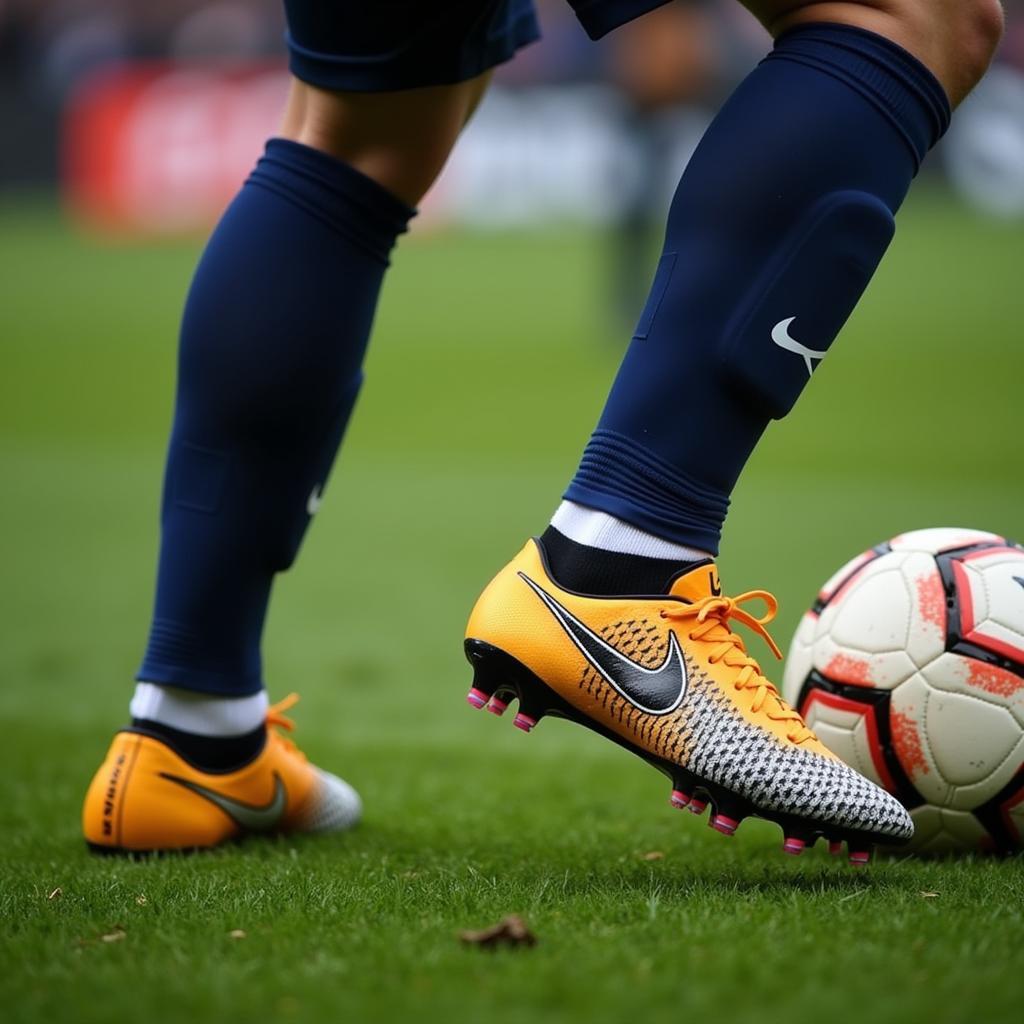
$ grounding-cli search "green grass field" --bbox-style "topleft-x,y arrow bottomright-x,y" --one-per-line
2,192 -> 1023,1024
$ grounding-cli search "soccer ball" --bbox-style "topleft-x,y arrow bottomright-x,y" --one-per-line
782,528 -> 1024,855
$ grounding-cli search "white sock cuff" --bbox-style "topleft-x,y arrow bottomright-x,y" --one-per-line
130,683 -> 269,737
550,501 -> 712,562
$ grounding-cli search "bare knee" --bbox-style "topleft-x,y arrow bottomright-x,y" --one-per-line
279,74 -> 490,207
886,0 -> 1004,103
744,0 -> 1004,106
946,0 -> 1005,96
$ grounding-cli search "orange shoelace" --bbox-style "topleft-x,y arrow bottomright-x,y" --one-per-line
266,693 -> 305,758
660,591 -> 815,744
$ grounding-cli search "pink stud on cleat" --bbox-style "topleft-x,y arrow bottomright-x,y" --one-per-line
486,696 -> 509,717
513,712 -> 537,733
828,841 -> 843,856
466,688 -> 488,709
782,837 -> 806,856
687,798 -> 708,816
710,814 -> 739,836
848,850 -> 871,867
669,789 -> 691,810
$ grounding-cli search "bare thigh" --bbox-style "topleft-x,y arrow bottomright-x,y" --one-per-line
279,72 -> 492,207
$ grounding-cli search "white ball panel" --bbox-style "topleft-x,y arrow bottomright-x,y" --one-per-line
851,715 -> 888,789
971,620 -> 1024,661
812,632 -> 917,690
924,690 -> 1022,801
890,527 -> 1003,555
890,675 -> 949,805
815,552 -> 901,639
903,804 -> 989,854
946,767 -> 1024,810
919,652 -> 1024,728
958,549 -> 1024,661
811,633 -> 875,685
829,565 -> 912,654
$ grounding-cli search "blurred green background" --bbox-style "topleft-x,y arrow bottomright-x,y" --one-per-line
2,188 -> 1023,1024
4,5 -> 1024,1022
3,189 -> 1021,703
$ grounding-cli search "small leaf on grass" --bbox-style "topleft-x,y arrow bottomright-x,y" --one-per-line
228,929 -> 247,940
101,928 -> 126,943
459,914 -> 537,949
47,887 -> 62,901
641,851 -> 664,861
919,891 -> 939,899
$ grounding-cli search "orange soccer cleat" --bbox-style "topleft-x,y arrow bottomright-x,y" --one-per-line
465,539 -> 912,862
83,694 -> 360,854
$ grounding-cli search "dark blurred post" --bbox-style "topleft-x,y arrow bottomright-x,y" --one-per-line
605,1 -> 718,328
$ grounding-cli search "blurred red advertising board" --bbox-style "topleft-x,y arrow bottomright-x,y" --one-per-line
63,62 -> 288,235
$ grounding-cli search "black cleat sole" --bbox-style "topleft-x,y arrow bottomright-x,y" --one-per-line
465,637 -> 906,859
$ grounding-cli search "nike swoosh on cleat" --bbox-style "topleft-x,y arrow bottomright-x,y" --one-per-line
771,316 -> 827,377
159,772 -> 287,832
518,572 -> 688,715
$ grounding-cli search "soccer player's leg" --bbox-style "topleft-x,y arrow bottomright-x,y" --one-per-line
465,0 -> 1003,860
83,1 -> 540,854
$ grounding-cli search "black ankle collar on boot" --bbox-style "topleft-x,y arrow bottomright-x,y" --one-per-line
129,719 -> 267,773
538,526 -> 706,597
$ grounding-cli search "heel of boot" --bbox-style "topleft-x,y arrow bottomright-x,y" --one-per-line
463,638 -> 574,731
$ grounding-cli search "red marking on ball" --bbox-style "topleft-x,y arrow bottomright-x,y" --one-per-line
915,571 -> 947,631
824,654 -> 873,686
891,710 -> 929,777
967,662 -> 1024,698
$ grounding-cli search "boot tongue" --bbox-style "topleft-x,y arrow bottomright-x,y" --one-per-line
667,560 -> 722,603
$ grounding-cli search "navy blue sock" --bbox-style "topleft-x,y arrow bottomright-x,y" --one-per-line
139,139 -> 413,696
566,24 -> 950,555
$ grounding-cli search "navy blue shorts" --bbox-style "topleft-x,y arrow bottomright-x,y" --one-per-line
284,1 -> 673,92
